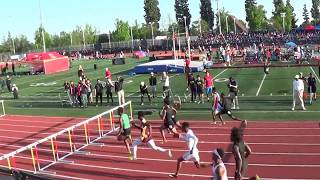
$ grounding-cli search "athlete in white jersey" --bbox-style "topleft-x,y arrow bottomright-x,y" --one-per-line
201,148 -> 228,180
169,122 -> 201,178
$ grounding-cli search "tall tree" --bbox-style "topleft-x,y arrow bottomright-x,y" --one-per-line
144,0 -> 161,29
175,0 -> 192,30
303,4 -> 310,24
14,35 -> 33,53
200,0 -> 214,30
284,0 -> 293,30
245,0 -> 257,23
271,0 -> 287,31
311,0 -> 320,23
249,5 -> 268,31
112,19 -> 131,41
286,0 -> 298,28
34,26 -> 52,50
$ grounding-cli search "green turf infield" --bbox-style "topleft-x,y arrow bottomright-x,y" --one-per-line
0,58 -> 319,121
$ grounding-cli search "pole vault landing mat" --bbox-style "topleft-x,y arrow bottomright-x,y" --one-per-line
134,59 -> 205,74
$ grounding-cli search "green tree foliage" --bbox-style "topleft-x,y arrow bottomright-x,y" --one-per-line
112,19 -> 130,41
303,4 -> 310,24
286,0 -> 298,28
190,20 -> 209,35
245,0 -> 257,23
271,0 -> 293,31
249,5 -> 268,31
218,9 -> 239,34
311,0 -> 320,23
144,0 -> 161,29
200,0 -> 214,30
13,35 -> 33,53
175,0 -> 192,30
34,26 -> 52,50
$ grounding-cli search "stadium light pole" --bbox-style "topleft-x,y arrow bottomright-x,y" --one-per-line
130,26 -> 134,52
8,16 -> 16,54
280,12 -> 286,32
149,22 -> 155,47
233,17 -> 236,33
215,0 -> 222,34
225,16 -> 229,33
82,26 -> 86,49
108,30 -> 111,49
199,18 -> 202,34
183,16 -> 191,61
70,33 -> 73,46
38,0 -> 46,52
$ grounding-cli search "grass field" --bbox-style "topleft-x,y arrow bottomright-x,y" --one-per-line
0,58 -> 319,121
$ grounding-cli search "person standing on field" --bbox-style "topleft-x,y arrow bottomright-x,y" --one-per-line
292,75 -> 306,111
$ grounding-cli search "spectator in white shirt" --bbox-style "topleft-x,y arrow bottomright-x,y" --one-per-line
292,75 -> 306,111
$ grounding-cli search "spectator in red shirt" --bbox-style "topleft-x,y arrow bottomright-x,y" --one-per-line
105,68 -> 112,79
204,71 -> 214,102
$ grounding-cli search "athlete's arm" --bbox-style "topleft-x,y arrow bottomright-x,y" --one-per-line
148,124 -> 152,139
162,109 -> 167,122
233,145 -> 242,178
244,143 -> 252,158
216,166 -> 225,180
117,117 -> 123,136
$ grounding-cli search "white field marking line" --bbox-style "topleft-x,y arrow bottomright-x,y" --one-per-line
256,73 -> 267,96
1,121 -> 319,137
127,73 -> 180,97
0,165 -> 91,180
1,138 -> 320,159
0,127 -> 319,147
0,114 -> 85,120
310,66 -> 320,83
1,115 -> 319,125
176,110 -> 320,113
33,68 -> 141,96
213,69 -> 228,79
1,118 -> 319,130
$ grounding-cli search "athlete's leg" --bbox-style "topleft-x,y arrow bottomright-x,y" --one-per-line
124,137 -> 132,155
160,124 -> 167,143
148,139 -> 172,158
169,157 -> 185,178
132,138 -> 142,159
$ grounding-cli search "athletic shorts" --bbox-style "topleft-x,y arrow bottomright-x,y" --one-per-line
221,109 -> 232,116
197,88 -> 203,94
182,150 -> 200,162
165,120 -> 175,130
308,86 -> 316,93
121,128 -> 131,137
206,87 -> 213,95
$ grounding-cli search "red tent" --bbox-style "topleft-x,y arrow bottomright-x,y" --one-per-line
304,25 -> 315,31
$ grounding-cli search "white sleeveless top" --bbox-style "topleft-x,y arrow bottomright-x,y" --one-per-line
212,162 -> 228,180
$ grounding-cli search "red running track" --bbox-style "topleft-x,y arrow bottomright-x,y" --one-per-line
0,115 -> 319,180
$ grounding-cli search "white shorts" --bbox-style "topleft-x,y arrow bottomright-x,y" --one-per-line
182,150 -> 200,163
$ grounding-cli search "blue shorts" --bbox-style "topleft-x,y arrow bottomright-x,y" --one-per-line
206,87 -> 213,95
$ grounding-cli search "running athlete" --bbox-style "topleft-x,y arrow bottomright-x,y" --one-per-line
231,127 -> 252,180
131,111 -> 172,160
204,71 -> 214,102
169,122 -> 201,178
201,148 -> 228,180
211,87 -> 222,125
116,107 -> 133,159
215,93 -> 247,127
159,99 -> 180,143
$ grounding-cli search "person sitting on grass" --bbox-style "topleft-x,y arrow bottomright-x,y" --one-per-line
116,107 -> 133,160
11,84 -> 18,99
201,148 -> 228,180
231,127 -> 252,180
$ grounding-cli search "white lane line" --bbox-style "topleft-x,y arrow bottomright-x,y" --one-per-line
310,66 -> 320,83
256,73 -> 267,96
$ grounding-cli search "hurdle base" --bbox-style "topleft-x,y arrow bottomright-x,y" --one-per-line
74,151 -> 90,155
39,171 -> 57,175
90,143 -> 104,147
57,160 -> 74,165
